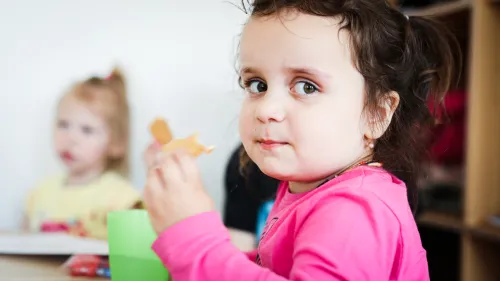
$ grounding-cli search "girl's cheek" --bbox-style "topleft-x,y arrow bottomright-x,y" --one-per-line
239,106 -> 255,131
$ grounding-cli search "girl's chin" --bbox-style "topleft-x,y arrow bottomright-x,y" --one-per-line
258,164 -> 298,182
257,166 -> 287,181
257,162 -> 330,183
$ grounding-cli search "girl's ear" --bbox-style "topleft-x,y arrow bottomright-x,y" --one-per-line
364,91 -> 400,140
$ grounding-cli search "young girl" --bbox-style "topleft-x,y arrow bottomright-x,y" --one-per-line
24,68 -> 141,240
143,0 -> 459,280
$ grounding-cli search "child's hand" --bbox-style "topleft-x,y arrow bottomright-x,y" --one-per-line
143,141 -> 162,168
144,148 -> 215,234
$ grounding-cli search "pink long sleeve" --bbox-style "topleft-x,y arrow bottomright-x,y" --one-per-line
246,249 -> 258,262
152,167 -> 429,281
152,212 -> 285,280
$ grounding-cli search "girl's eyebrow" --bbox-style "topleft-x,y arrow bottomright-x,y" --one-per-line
285,67 -> 331,79
240,66 -> 331,79
240,66 -> 260,76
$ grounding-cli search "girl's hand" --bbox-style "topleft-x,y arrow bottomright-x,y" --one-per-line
144,147 -> 215,234
143,141 -> 162,168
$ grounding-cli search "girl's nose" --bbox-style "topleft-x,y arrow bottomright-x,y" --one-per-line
255,92 -> 286,124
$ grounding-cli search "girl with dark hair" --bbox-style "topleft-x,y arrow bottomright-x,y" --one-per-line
143,1 -> 460,280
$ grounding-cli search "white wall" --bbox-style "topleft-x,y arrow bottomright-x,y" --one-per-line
0,0 -> 248,230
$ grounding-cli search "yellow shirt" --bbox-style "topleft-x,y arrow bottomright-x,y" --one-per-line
25,172 -> 142,240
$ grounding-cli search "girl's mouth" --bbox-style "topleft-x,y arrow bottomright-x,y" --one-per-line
60,151 -> 74,162
257,139 -> 288,150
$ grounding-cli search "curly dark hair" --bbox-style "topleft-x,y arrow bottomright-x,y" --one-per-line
237,0 -> 461,211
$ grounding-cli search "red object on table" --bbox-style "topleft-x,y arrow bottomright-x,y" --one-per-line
40,220 -> 88,237
40,222 -> 70,232
67,255 -> 101,277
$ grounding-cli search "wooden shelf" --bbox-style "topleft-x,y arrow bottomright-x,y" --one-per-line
398,0 -> 500,279
418,212 -> 500,242
403,0 -> 471,17
469,223 -> 500,243
418,211 -> 464,232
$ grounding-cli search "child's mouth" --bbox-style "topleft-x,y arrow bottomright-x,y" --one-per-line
60,151 -> 74,162
257,139 -> 288,150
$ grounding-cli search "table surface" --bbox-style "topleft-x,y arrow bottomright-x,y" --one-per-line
0,255 -> 107,281
0,229 -> 255,280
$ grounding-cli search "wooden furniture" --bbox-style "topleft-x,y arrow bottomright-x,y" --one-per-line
462,0 -> 500,280
0,255 -> 107,281
392,0 -> 499,280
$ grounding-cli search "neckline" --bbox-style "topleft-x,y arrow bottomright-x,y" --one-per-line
281,166 -> 380,206
61,171 -> 111,189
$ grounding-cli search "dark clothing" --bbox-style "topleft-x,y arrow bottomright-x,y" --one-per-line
223,145 -> 280,233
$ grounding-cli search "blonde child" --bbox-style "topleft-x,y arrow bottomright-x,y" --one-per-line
24,68 -> 141,240
143,0 -> 459,280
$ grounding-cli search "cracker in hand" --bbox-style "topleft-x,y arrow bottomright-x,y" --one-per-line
150,118 -> 214,157
150,118 -> 173,145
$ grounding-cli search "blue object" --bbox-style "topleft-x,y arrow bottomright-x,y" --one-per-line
97,267 -> 111,278
256,200 -> 275,240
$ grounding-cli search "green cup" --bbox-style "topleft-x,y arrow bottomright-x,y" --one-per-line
107,210 -> 169,281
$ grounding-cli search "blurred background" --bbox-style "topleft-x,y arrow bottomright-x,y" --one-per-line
0,0 -> 499,281
0,0 -> 247,230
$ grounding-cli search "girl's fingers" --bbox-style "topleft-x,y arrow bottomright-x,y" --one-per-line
144,149 -> 157,168
146,166 -> 165,196
151,141 -> 162,149
173,150 -> 200,182
144,142 -> 163,168
161,152 -> 184,187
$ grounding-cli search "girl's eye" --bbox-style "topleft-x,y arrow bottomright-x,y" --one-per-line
247,80 -> 268,94
57,120 -> 69,129
81,125 -> 95,135
293,81 -> 318,95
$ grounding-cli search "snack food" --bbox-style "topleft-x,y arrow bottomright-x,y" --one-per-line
150,118 -> 214,157
150,118 -> 173,145
162,133 -> 214,157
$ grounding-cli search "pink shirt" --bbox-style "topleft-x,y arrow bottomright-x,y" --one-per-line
152,166 -> 429,281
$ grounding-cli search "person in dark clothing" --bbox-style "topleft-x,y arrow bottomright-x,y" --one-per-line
223,144 -> 279,244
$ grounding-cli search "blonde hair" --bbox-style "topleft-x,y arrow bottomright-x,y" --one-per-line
60,67 -> 130,177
